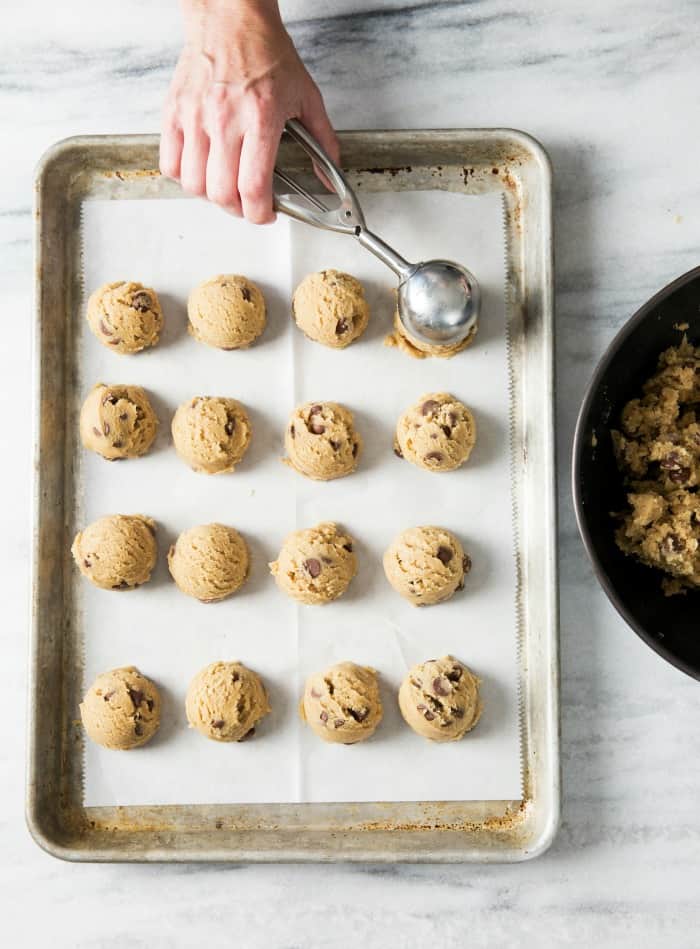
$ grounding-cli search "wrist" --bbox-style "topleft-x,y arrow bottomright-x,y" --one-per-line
182,0 -> 283,40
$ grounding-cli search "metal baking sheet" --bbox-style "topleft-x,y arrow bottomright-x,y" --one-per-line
29,130 -> 558,862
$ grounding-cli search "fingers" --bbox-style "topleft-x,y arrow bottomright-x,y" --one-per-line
159,110 -> 184,180
206,131 -> 243,215
237,120 -> 284,225
300,90 -> 340,167
180,122 -> 210,197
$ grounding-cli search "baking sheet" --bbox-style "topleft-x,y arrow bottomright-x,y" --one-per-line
79,189 -> 521,806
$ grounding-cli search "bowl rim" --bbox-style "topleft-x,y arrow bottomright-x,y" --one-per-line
572,264 -> 700,682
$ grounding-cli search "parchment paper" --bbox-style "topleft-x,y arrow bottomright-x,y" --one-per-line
79,188 -> 522,805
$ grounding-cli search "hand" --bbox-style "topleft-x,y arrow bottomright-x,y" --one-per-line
160,0 -> 339,224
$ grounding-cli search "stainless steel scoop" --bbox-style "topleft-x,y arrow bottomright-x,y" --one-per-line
274,120 -> 479,349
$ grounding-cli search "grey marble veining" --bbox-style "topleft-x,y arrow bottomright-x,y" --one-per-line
3,0 -> 700,945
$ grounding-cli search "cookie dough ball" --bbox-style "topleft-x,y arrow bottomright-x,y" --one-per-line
270,522 -> 357,605
292,270 -> 369,349
188,274 -> 266,350
284,401 -> 362,480
80,666 -> 161,750
80,383 -> 159,460
394,392 -> 476,472
87,281 -> 163,354
385,307 -> 477,360
171,396 -> 251,474
168,523 -> 249,603
300,662 -> 382,744
71,514 -> 157,590
186,661 -> 270,742
399,656 -> 481,742
383,526 -> 470,606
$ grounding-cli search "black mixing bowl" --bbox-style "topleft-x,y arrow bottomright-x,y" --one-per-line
573,265 -> 700,681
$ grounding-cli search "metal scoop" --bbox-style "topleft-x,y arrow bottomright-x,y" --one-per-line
274,120 -> 479,349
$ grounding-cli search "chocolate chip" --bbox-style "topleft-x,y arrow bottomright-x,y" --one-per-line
102,691 -> 114,702
394,446 -> 404,458
103,422 -> 110,436
446,666 -> 463,682
128,688 -> 144,709
119,412 -> 128,420
231,672 -> 239,683
304,558 -> 322,578
99,319 -> 112,336
239,727 -> 255,742
103,394 -> 118,406
309,420 -> 326,435
462,555 -> 472,573
334,719 -> 345,728
108,338 -> 121,346
352,442 -> 358,458
132,291 -> 152,311
321,556 -> 332,564
240,286 -> 252,303
670,467 -> 691,484
329,439 -> 340,451
441,425 -> 452,438
211,719 -> 225,729
224,419 -> 235,436
112,580 -> 129,590
349,707 -> 368,722
343,543 -> 353,553
448,412 -> 458,427
436,546 -> 453,565
320,711 -> 328,723
112,440 -> 123,448
310,687 -> 322,699
289,425 -> 295,439
421,399 -> 440,416
660,452 -> 682,469
92,427 -> 102,438
433,676 -> 451,696
451,707 -> 465,719
134,723 -> 143,737
663,533 -> 686,554
146,698 -> 154,712
309,405 -> 322,415
423,709 -> 435,721
425,451 -> 444,463
335,319 -> 349,335
83,559 -> 92,569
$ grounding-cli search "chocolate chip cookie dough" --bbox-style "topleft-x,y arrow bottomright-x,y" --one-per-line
71,514 -> 157,590
87,281 -> 163,354
399,656 -> 482,742
168,523 -> 249,602
394,392 -> 476,472
292,270 -> 369,348
188,274 -> 266,350
80,666 -> 161,750
383,526 -> 470,606
171,396 -> 251,474
612,338 -> 700,593
186,661 -> 270,742
385,307 -> 477,360
80,383 -> 159,460
270,522 -> 357,605
300,662 -> 382,744
284,401 -> 362,480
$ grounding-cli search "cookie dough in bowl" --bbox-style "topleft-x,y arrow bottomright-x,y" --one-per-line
188,274 -> 266,350
171,396 -> 251,474
168,523 -> 249,602
399,656 -> 482,742
292,269 -> 369,348
80,383 -> 159,460
284,401 -> 362,480
87,281 -> 163,354
71,514 -> 157,590
383,525 -> 470,606
186,661 -> 270,742
80,666 -> 161,750
394,392 -> 476,472
300,662 -> 382,744
270,522 -> 357,605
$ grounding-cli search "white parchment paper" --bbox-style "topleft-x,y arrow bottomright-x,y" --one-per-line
79,189 -> 521,805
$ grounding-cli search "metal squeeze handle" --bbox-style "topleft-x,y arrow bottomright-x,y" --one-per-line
273,120 -> 413,280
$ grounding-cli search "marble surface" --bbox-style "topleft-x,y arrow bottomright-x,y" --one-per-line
2,0 -> 700,944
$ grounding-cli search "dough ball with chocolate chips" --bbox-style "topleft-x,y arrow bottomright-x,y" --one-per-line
284,401 -> 362,481
86,281 -> 163,354
292,269 -> 369,349
187,274 -> 266,350
385,306 -> 477,360
80,383 -> 159,460
300,662 -> 382,744
171,396 -> 251,474
383,526 -> 470,606
399,656 -> 482,742
186,661 -> 270,742
168,523 -> 249,602
269,522 -> 357,605
394,392 -> 476,472
71,514 -> 157,591
80,666 -> 161,750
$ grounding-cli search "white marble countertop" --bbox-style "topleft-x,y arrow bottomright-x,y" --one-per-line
3,0 -> 700,944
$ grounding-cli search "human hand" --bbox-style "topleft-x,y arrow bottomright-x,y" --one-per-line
160,0 -> 339,224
